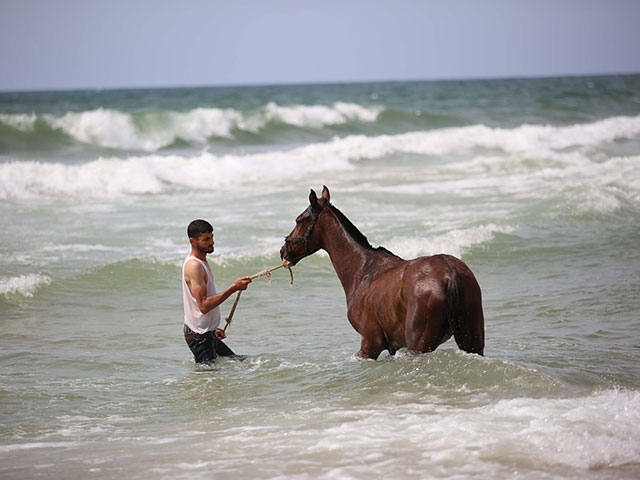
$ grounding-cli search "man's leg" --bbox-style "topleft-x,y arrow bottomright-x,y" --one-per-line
212,335 -> 236,356
212,335 -> 245,360
184,326 -> 217,364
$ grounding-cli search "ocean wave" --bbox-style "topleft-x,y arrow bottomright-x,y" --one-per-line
175,372 -> 640,476
262,101 -> 381,128
0,112 -> 37,131
0,273 -> 51,297
2,115 -> 639,200
0,142 -> 358,198
387,224 -> 515,259
0,102 -> 384,151
323,113 -> 640,159
0,441 -> 85,453
473,388 -> 640,470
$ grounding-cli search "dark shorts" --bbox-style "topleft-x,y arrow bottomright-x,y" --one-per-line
183,324 -> 242,364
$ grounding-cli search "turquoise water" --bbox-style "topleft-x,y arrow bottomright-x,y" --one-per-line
1,75 -> 640,479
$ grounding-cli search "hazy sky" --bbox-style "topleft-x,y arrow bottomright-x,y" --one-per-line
1,0 -> 639,91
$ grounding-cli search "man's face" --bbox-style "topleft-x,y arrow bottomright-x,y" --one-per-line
193,232 -> 214,254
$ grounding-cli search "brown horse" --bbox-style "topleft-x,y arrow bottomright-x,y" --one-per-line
280,186 -> 484,359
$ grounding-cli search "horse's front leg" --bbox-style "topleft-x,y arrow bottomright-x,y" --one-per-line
357,323 -> 386,359
357,337 -> 384,360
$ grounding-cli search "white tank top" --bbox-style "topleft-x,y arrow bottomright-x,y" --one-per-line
182,256 -> 221,333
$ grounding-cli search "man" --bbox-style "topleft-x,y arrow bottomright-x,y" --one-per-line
182,219 -> 251,363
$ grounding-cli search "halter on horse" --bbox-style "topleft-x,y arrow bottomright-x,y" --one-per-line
282,204 -> 322,265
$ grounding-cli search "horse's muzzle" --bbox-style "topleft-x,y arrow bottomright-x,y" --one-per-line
279,244 -> 298,266
279,244 -> 289,262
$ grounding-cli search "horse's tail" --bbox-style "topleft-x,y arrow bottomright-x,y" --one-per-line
445,265 -> 463,334
444,256 -> 484,355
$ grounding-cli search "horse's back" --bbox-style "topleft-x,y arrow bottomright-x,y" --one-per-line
405,254 -> 479,288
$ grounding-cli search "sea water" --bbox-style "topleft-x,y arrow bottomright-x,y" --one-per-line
1,75 -> 640,479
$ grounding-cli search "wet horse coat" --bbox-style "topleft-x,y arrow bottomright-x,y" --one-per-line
281,187 -> 485,359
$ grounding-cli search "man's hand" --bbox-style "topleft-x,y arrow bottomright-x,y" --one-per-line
233,276 -> 252,292
215,328 -> 227,339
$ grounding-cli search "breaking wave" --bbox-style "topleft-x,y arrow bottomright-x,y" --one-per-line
0,273 -> 51,297
0,102 -> 384,151
1,115 -> 639,201
387,224 -> 515,259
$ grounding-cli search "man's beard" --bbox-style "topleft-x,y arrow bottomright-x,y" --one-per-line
196,244 -> 214,254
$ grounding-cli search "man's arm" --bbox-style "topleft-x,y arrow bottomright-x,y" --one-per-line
184,260 -> 251,314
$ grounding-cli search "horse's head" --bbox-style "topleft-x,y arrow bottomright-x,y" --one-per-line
280,186 -> 331,266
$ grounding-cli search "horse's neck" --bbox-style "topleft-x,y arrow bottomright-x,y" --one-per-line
320,212 -> 372,299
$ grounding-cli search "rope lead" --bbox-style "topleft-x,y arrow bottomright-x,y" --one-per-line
223,264 -> 293,332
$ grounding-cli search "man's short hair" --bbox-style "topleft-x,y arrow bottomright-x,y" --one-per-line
187,219 -> 213,239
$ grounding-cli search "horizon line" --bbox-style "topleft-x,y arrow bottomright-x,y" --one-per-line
1,70 -> 639,95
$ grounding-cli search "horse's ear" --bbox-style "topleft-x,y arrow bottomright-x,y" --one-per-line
321,185 -> 330,203
309,189 -> 318,206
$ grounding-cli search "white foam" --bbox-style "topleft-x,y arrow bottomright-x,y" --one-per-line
165,388 -> 640,477
4,109 -> 639,156
262,101 -> 382,128
440,152 -> 640,213
387,224 -> 514,258
40,243 -> 117,253
0,138 -> 359,198
0,441 -> 83,452
0,112 -> 37,132
569,154 -> 640,215
5,103 -> 381,151
476,389 -> 640,470
0,273 -> 51,297
166,107 -> 244,141
2,115 -> 639,201
42,109 -> 161,151
322,114 -> 640,159
342,389 -> 639,472
43,107 -> 251,150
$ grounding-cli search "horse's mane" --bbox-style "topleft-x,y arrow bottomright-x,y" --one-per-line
328,204 -> 399,257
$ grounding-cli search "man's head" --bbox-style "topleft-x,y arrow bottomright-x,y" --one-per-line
188,219 -> 214,254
